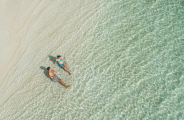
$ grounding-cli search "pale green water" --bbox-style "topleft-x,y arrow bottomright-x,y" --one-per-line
1,0 -> 184,120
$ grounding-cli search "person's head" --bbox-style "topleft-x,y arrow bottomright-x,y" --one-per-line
57,55 -> 61,58
47,67 -> 50,71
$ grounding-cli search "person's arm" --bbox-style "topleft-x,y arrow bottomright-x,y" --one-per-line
61,57 -> 65,60
48,73 -> 52,79
49,70 -> 55,78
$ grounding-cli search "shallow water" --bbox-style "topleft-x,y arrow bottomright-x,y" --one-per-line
1,0 -> 184,120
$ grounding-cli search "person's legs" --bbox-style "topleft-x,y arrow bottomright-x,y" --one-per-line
63,63 -> 71,74
60,63 -> 71,75
57,79 -> 70,88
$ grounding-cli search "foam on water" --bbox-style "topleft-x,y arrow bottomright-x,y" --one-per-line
0,0 -> 184,120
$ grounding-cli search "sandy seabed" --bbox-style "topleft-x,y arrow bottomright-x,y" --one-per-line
0,1 -> 101,119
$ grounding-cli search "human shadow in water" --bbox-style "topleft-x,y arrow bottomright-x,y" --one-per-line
48,55 -> 56,63
40,66 -> 50,79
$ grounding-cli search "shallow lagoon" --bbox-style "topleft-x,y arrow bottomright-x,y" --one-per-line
0,0 -> 184,119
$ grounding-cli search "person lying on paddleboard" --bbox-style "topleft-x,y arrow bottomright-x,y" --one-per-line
54,55 -> 71,75
47,67 -> 70,88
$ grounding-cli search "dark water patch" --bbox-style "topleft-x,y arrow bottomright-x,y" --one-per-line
145,0 -> 156,3
179,0 -> 184,6
177,112 -> 183,119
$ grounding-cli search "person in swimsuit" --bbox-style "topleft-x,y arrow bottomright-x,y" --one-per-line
47,67 -> 70,88
54,55 -> 71,75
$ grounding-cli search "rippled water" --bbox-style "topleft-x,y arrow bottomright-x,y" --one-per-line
1,0 -> 184,120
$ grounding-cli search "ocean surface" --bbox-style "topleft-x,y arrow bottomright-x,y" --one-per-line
1,0 -> 184,119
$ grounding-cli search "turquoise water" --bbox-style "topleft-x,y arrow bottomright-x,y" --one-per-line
1,0 -> 184,119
